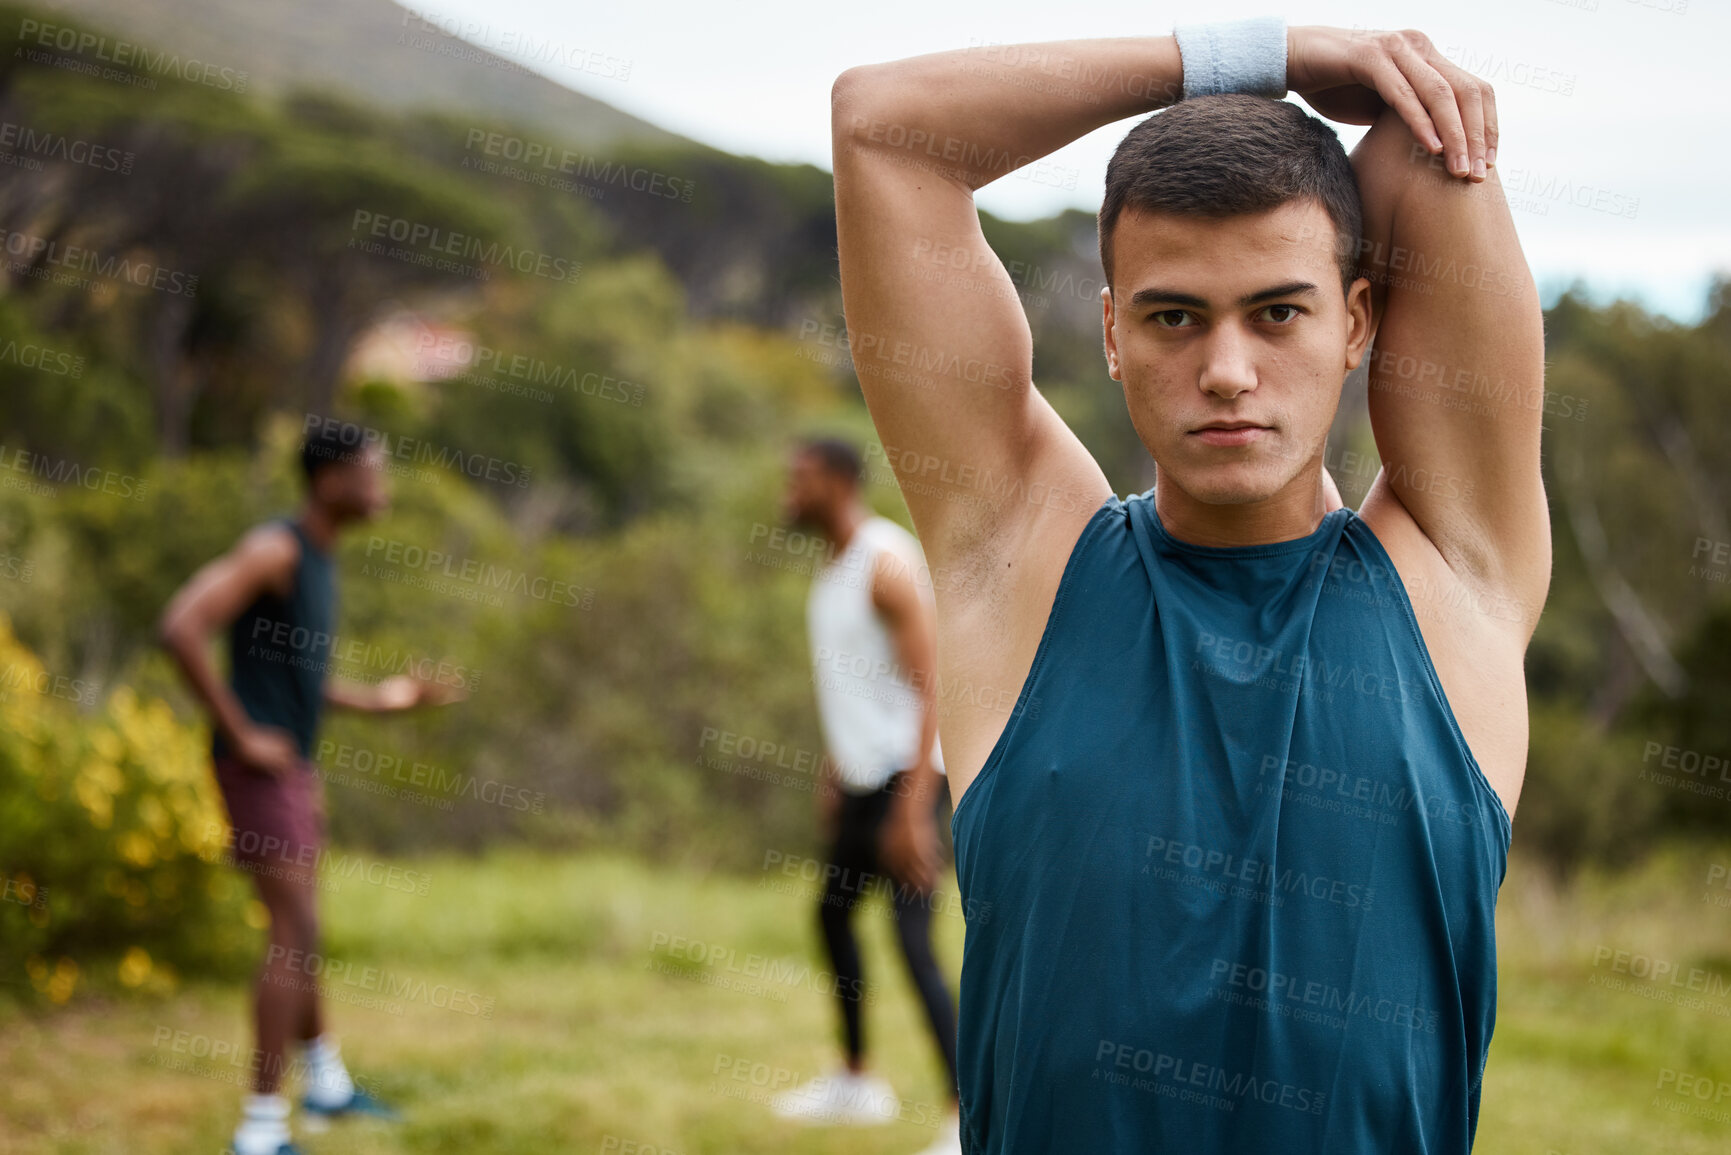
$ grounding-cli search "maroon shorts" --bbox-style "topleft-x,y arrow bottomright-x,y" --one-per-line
212,756 -> 327,880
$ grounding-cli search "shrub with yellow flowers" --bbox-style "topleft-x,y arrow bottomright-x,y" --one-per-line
0,614 -> 257,1005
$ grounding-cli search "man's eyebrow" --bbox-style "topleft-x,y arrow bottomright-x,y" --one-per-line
1127,281 -> 1321,310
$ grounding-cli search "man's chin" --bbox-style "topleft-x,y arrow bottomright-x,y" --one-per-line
1160,463 -> 1290,507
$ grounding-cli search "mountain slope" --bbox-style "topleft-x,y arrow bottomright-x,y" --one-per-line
37,0 -> 683,148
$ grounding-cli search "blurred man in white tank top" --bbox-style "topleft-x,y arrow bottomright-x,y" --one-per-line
769,437 -> 961,1154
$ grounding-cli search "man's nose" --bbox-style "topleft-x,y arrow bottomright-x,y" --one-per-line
1197,326 -> 1257,400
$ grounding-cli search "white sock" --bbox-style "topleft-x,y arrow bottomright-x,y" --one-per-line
303,1034 -> 354,1108
232,1093 -> 290,1155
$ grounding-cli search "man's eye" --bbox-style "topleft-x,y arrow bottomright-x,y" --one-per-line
1261,304 -> 1300,323
1151,310 -> 1192,328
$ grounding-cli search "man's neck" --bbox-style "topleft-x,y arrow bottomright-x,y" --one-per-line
296,503 -> 341,554
820,501 -> 870,556
1153,474 -> 1330,549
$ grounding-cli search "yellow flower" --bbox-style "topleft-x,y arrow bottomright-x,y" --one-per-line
118,946 -> 152,988
118,830 -> 156,868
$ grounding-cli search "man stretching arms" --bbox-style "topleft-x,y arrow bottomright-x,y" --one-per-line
831,19 -> 1545,1153
160,424 -> 461,1155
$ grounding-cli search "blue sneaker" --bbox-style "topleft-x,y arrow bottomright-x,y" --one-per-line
301,1086 -> 399,1122
224,1146 -> 303,1155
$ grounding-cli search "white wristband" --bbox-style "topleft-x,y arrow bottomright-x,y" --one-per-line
1173,17 -> 1289,100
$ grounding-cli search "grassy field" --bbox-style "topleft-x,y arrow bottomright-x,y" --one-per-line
2,845 -> 1729,1154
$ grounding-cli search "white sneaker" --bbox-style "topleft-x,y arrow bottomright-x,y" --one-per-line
770,1068 -> 899,1125
912,1112 -> 963,1154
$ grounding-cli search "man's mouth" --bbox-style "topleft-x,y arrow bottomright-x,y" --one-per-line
1189,422 -> 1271,448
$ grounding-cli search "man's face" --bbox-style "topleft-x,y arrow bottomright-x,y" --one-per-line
1102,200 -> 1372,506
317,445 -> 390,523
781,450 -> 838,528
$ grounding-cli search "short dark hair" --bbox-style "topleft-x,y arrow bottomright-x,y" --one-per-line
799,436 -> 863,485
1098,94 -> 1363,296
300,420 -> 370,486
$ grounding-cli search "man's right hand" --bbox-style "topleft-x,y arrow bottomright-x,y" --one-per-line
1287,26 -> 1496,181
231,723 -> 302,778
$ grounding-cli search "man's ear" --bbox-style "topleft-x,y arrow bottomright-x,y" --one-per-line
1344,275 -> 1376,371
1102,284 -> 1122,381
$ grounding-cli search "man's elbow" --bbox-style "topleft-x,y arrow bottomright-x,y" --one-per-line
830,64 -> 892,148
156,607 -> 196,655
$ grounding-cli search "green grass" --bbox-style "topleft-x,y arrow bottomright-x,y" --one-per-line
2,845 -> 1729,1153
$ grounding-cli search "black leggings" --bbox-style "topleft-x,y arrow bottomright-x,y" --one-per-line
817,773 -> 960,1095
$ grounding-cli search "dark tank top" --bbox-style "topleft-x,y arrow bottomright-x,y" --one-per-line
951,489 -> 1510,1153
212,517 -> 336,760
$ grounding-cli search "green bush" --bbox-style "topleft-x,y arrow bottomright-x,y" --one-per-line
0,614 -> 257,1005
1514,702 -> 1663,872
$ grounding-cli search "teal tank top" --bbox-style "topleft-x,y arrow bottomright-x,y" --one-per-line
212,517 -> 337,761
951,490 -> 1511,1154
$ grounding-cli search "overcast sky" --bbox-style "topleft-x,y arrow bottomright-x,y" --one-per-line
407,0 -> 1723,323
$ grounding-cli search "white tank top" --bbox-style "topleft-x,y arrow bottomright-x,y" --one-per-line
806,516 -> 944,794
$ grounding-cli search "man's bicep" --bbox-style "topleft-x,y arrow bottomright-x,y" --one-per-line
1353,109 -> 1548,594
833,147 -> 1103,565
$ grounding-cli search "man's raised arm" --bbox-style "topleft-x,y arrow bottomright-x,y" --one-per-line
1349,57 -> 1549,636
829,43 -> 1164,577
